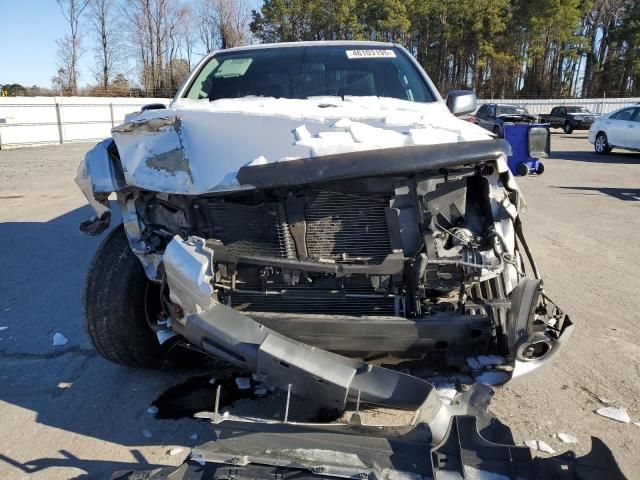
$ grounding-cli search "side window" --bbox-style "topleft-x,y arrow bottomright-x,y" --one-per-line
630,109 -> 640,122
477,105 -> 486,118
559,107 -> 566,115
611,108 -> 635,121
488,105 -> 496,118
551,107 -> 559,115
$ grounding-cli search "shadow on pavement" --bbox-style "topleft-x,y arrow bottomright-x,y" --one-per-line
554,186 -> 640,201
0,203 -> 211,479
551,149 -> 640,164
0,449 -> 169,480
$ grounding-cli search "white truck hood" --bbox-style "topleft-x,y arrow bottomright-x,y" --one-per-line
111,96 -> 491,195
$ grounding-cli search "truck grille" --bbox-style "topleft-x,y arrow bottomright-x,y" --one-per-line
231,285 -> 396,316
195,190 -> 392,263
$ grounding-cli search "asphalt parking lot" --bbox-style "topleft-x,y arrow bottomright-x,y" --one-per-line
1,132 -> 639,479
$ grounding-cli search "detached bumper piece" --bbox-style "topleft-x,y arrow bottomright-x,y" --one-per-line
111,415 -> 627,480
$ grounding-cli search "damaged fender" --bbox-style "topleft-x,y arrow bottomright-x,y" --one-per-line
75,138 -> 125,235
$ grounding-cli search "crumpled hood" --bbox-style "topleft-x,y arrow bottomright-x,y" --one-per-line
111,96 -> 491,195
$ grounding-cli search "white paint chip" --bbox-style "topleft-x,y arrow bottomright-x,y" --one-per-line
190,433 -> 198,440
525,440 -> 556,454
57,382 -> 72,389
52,333 -> 68,346
142,429 -> 153,438
596,407 -> 631,423
0,326 -> 8,331
557,433 -> 578,444
147,406 -> 158,415
168,447 -> 185,456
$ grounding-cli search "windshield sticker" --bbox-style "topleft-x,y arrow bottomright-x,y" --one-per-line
346,50 -> 396,59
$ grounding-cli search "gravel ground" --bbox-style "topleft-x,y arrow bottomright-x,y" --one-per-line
1,134 -> 639,479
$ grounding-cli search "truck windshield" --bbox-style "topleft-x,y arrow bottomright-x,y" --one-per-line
566,107 -> 591,113
497,105 -> 528,115
183,45 -> 436,103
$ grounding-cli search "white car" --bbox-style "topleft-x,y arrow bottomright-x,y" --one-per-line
589,106 -> 640,154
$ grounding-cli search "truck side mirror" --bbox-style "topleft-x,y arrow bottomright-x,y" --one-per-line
141,103 -> 167,112
446,90 -> 477,117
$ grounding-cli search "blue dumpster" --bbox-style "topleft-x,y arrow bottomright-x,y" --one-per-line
503,123 -> 549,176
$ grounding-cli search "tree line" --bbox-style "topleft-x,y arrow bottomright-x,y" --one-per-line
252,0 -> 640,98
51,0 -> 252,97
14,0 -> 638,98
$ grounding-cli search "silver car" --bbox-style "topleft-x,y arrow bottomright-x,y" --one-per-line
589,106 -> 640,154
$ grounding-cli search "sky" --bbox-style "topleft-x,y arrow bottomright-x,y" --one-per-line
0,1 -> 96,87
0,0 -> 262,89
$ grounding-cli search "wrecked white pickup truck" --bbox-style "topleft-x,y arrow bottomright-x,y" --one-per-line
77,42 -> 573,415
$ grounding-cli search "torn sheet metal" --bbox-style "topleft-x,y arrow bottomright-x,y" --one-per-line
74,138 -> 123,235
111,114 -> 193,193
112,412 -> 628,480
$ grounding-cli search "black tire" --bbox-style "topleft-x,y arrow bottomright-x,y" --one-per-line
594,132 -> 612,155
83,224 -> 164,368
516,163 -> 529,176
536,162 -> 545,175
563,122 -> 573,134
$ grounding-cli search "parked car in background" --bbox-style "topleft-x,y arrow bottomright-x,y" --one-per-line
589,105 -> 640,154
474,103 -> 538,137
539,105 -> 597,134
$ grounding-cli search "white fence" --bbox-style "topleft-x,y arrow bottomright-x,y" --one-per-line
1,95 -> 639,149
477,97 -> 640,115
0,97 -> 170,149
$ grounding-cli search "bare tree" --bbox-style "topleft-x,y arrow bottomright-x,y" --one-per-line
56,0 -> 90,95
216,0 -> 250,48
123,0 -> 192,95
196,0 -> 218,53
89,0 -> 122,93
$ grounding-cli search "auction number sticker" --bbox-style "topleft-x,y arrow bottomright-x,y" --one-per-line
346,49 -> 396,59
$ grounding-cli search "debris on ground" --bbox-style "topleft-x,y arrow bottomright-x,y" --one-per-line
0,326 -> 8,331
465,357 -> 482,369
556,433 -> 578,444
167,447 -> 185,456
524,440 -> 556,454
434,384 -> 458,405
190,434 -> 198,440
57,382 -> 72,389
597,395 -> 613,404
147,406 -> 158,415
473,371 -> 510,386
633,422 -> 640,428
595,407 -> 631,424
235,377 -> 251,390
52,333 -> 68,346
142,430 -> 153,438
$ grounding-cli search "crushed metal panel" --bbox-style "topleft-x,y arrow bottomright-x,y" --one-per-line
111,113 -> 193,193
257,333 -> 357,409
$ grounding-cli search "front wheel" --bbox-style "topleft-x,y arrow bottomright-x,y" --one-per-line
516,163 -> 529,176
594,132 -> 612,155
563,122 -> 573,134
83,225 -> 165,368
